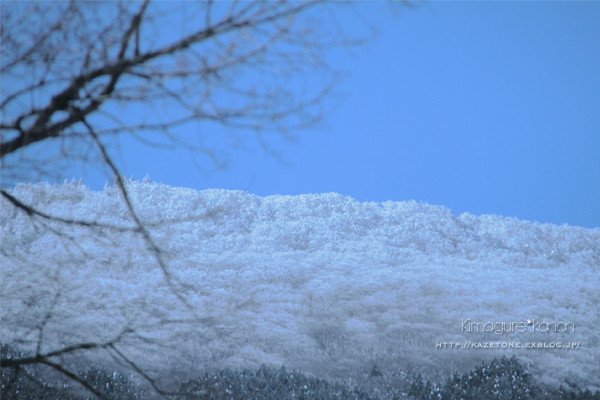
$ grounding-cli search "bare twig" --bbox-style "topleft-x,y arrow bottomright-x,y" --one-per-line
39,360 -> 109,400
81,116 -> 196,313
0,189 -> 137,232
108,344 -> 174,398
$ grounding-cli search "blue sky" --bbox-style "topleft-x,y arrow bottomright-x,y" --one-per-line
29,2 -> 600,228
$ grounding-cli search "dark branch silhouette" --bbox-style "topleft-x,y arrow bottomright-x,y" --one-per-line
0,1 -> 384,398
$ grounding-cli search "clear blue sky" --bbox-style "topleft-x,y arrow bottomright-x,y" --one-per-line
58,2 -> 600,228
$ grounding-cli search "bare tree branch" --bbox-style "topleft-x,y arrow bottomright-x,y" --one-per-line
107,344 -> 174,398
0,188 -> 137,232
1,1 -> 340,161
118,0 -> 151,60
0,1 -> 77,74
0,2 -> 384,398
2,328 -> 132,368
81,115 -> 197,313
38,360 -> 109,400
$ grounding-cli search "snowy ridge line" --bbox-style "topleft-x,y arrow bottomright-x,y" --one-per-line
1,180 -> 599,392
3,180 -> 598,266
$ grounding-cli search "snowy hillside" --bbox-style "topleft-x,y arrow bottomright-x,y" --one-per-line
1,180 -> 599,393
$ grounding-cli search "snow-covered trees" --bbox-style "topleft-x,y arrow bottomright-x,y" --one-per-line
0,1 -> 375,397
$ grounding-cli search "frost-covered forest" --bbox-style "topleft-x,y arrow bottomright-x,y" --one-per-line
1,180 -> 599,398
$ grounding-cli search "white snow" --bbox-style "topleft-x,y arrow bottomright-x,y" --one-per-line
1,180 -> 599,391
